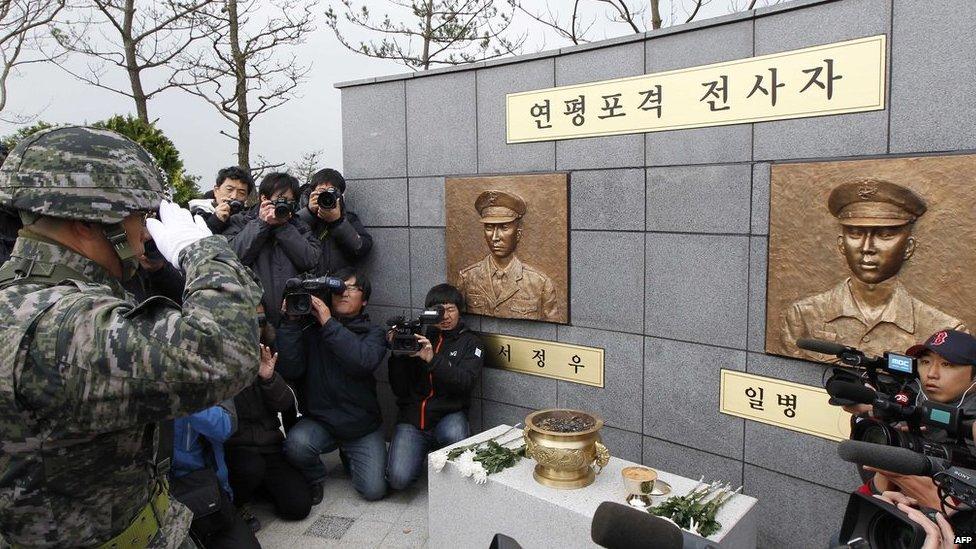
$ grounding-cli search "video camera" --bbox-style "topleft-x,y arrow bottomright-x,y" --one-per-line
283,276 -> 345,316
797,338 -> 917,399
386,306 -> 444,356
837,440 -> 976,548
827,378 -> 976,469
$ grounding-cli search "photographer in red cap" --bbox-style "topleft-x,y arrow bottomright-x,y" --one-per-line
848,330 -> 976,510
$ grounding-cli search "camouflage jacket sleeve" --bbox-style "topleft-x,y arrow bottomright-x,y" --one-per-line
20,236 -> 262,433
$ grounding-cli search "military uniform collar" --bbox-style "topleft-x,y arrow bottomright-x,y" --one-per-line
486,254 -> 523,280
825,277 -> 915,332
12,230 -> 126,294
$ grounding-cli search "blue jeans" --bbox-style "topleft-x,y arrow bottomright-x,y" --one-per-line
284,418 -> 387,501
386,411 -> 470,490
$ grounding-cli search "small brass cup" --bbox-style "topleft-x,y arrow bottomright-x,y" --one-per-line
621,466 -> 657,508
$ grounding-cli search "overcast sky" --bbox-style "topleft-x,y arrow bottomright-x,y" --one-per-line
0,0 -> 782,183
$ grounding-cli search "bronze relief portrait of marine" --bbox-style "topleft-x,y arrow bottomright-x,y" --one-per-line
765,155 -> 976,362
446,173 -> 569,324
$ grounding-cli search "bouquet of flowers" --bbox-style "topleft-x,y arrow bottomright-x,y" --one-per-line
650,477 -> 741,538
429,425 -> 526,484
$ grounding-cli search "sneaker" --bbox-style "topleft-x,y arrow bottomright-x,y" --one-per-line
311,482 -> 324,506
238,505 -> 261,533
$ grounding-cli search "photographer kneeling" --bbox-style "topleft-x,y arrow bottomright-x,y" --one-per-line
386,284 -> 483,491
277,267 -> 388,503
847,330 -> 976,507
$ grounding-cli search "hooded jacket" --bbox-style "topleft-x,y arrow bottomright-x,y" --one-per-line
188,193 -> 233,235
276,313 -> 387,440
387,323 -> 483,430
172,402 -> 237,499
224,205 -> 321,326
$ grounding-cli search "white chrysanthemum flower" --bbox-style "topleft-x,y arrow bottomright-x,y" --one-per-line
455,450 -> 477,477
429,451 -> 449,472
472,466 -> 488,485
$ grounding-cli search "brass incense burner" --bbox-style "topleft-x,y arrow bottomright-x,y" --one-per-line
523,409 -> 610,489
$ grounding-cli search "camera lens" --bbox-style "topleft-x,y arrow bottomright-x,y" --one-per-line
857,421 -> 894,446
286,293 -> 311,316
274,201 -> 292,218
869,512 -> 919,549
317,189 -> 338,210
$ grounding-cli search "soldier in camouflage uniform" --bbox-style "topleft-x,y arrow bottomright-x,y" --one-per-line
0,126 -> 263,548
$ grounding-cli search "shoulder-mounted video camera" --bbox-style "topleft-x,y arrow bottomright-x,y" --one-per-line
803,339 -> 976,470
386,306 -> 444,356
797,338 -> 917,401
283,275 -> 345,316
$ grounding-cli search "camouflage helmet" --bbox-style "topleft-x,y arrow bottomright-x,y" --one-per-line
0,126 -> 166,224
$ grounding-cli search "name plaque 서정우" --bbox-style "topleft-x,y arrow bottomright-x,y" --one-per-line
507,34 -> 886,143
480,332 -> 604,388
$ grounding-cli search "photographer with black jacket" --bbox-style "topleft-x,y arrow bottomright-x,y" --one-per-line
189,166 -> 254,235
385,284 -> 483,491
277,267 -> 388,504
225,172 -> 321,326
297,168 -> 372,274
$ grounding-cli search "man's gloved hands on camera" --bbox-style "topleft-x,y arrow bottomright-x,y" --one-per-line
146,200 -> 213,269
874,491 -> 958,549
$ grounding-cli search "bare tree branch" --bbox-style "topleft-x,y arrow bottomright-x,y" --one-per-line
686,0 -> 704,23
48,0 -> 216,122
172,0 -> 316,172
0,0 -> 66,122
326,0 -> 525,71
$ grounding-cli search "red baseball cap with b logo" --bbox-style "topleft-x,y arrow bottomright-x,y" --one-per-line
906,330 -> 976,366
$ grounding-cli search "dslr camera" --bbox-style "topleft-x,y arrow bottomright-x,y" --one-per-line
227,199 -> 245,215
283,276 -> 346,316
386,306 -> 444,356
316,187 -> 341,210
271,198 -> 295,219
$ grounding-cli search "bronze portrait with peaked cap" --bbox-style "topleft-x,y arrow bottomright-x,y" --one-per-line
765,155 -> 976,362
446,174 -> 569,324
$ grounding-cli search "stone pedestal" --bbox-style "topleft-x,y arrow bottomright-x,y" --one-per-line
428,425 -> 758,549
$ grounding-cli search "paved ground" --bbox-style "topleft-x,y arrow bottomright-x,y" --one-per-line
248,454 -> 429,548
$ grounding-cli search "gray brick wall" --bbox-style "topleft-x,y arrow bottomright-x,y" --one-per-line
336,1 -> 976,546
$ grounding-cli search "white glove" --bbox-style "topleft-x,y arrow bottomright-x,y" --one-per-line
146,200 -> 213,269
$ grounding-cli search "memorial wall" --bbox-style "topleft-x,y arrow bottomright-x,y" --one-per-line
335,0 -> 976,546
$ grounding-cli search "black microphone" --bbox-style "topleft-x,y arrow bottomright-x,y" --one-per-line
826,380 -> 878,405
797,338 -> 848,356
837,440 -> 949,476
591,501 -> 684,549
